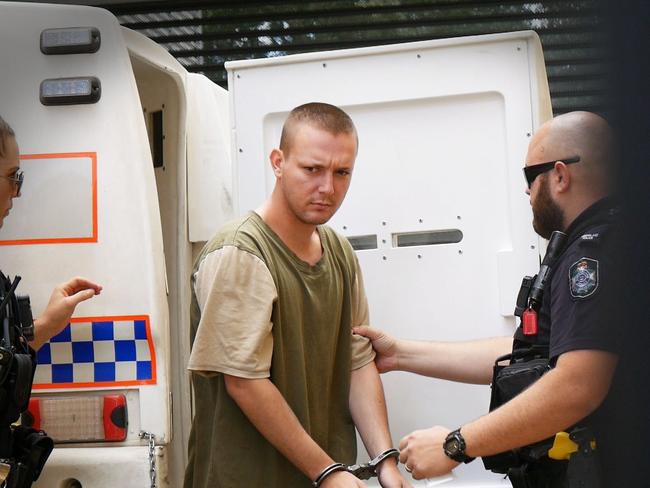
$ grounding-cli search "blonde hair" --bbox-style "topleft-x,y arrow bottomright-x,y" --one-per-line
0,115 -> 16,158
279,102 -> 357,156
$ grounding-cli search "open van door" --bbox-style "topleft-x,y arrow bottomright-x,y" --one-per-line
0,3 -> 173,485
0,2 -> 233,486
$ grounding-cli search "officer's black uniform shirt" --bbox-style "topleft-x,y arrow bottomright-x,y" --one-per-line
513,197 -> 620,480
514,196 -> 620,360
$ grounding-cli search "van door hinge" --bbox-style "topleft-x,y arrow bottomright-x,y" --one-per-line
140,431 -> 157,488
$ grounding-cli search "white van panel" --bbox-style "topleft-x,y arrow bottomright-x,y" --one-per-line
123,26 -> 194,487
2,154 -> 95,242
0,2 -> 173,485
187,73 -> 234,242
228,31 -> 551,486
34,446 -> 152,487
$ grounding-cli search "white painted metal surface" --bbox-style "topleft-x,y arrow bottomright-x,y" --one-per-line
227,31 -> 552,486
0,3 -> 175,486
123,25 -> 194,488
34,446 -> 152,487
187,73 -> 234,242
2,155 -> 94,240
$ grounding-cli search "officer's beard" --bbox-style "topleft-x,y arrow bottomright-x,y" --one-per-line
532,176 -> 565,240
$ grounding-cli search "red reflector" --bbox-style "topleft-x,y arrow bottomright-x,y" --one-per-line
24,394 -> 128,443
103,395 -> 127,441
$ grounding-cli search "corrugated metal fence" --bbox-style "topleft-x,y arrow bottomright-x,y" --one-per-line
105,0 -> 608,115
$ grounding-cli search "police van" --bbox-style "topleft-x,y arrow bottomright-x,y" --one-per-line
0,2 -> 551,487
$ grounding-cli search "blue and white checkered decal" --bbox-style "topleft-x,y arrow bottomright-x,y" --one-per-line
33,317 -> 156,388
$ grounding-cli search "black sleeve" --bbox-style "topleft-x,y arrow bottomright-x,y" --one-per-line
549,231 -> 621,359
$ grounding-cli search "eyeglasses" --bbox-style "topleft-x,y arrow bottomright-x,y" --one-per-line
523,156 -> 581,188
1,170 -> 24,196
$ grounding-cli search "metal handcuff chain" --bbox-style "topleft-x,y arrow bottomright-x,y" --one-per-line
313,448 -> 400,487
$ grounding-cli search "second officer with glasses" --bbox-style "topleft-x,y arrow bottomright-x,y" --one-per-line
0,114 -> 102,349
0,114 -> 102,486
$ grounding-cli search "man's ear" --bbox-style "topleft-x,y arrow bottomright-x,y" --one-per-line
270,148 -> 284,177
553,161 -> 571,193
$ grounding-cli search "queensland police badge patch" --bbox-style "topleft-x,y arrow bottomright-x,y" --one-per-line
569,257 -> 599,299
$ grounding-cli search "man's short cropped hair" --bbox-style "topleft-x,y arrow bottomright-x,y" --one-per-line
0,115 -> 16,159
279,102 -> 357,156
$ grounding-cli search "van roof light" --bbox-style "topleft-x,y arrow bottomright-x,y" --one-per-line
41,27 -> 100,55
40,77 -> 101,106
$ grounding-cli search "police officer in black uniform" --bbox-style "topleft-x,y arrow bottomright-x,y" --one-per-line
0,115 -> 102,487
354,111 -> 619,488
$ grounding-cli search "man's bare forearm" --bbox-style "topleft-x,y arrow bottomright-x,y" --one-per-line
396,336 -> 513,384
349,361 -> 394,457
350,361 -> 411,487
224,375 -> 333,480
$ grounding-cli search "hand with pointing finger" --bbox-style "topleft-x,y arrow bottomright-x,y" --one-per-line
31,276 -> 102,350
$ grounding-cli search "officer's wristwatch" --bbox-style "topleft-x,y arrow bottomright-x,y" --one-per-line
443,428 -> 475,464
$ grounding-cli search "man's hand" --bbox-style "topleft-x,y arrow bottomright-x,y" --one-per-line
377,458 -> 413,487
320,470 -> 367,487
32,277 -> 102,350
352,326 -> 399,373
399,426 -> 458,480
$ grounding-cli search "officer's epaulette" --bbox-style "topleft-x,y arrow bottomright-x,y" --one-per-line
577,223 -> 610,247
580,232 -> 601,242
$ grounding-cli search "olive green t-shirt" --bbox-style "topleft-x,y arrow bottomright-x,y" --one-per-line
184,212 -> 375,488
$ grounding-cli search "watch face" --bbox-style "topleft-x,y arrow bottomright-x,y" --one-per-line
444,430 -> 474,464
445,438 -> 460,455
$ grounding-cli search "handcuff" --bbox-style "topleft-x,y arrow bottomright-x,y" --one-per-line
313,448 -> 400,486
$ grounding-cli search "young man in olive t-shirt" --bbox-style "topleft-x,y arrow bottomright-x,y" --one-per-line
184,103 -> 410,488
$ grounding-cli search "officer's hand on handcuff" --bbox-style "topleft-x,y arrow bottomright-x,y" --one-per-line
399,426 -> 459,480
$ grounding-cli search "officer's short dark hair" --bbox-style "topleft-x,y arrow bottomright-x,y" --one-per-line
0,115 -> 16,159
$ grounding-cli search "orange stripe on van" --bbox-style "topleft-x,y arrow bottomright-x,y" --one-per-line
0,152 -> 98,246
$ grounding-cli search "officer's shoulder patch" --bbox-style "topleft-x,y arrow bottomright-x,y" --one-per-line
569,257 -> 599,299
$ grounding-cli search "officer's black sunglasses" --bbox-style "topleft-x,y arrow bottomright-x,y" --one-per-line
523,156 -> 581,189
